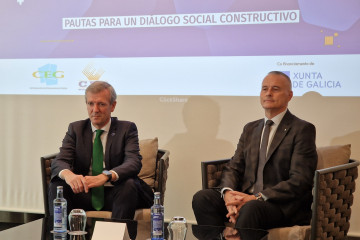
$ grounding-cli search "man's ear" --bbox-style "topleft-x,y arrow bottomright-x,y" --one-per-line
111,101 -> 117,112
288,91 -> 293,101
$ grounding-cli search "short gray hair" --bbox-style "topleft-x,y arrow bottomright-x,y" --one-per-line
85,81 -> 117,104
267,71 -> 292,90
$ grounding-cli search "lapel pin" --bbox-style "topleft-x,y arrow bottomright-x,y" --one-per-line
111,133 -> 115,136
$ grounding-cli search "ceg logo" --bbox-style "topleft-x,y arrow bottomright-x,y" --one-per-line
32,64 -> 64,85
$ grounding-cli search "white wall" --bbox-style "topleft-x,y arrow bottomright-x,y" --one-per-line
1,92 -> 360,235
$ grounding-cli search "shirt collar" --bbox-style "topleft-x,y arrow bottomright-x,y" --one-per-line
91,118 -> 112,133
264,109 -> 287,126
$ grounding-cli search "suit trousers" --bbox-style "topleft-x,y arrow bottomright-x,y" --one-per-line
49,177 -> 153,220
192,189 -> 287,230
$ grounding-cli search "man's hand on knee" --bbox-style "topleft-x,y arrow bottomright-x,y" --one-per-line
227,192 -> 256,208
226,206 -> 239,223
224,191 -> 244,223
63,170 -> 89,194
224,191 -> 258,223
85,174 -> 108,189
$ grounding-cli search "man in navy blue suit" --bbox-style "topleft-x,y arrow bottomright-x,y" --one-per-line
49,81 -> 153,219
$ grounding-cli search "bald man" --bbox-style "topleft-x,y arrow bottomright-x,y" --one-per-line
193,71 -> 318,229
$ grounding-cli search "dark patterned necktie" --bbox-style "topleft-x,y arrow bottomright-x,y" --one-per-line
91,129 -> 104,210
254,120 -> 274,194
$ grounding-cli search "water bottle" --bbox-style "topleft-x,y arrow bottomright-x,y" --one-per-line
151,192 -> 164,240
53,186 -> 67,232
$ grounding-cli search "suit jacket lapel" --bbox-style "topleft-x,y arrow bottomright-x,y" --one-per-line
266,111 -> 293,162
84,120 -> 93,171
105,117 -> 117,168
251,120 -> 264,177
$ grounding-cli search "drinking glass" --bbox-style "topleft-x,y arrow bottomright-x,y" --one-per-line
68,209 -> 87,235
167,216 -> 187,240
69,235 -> 86,240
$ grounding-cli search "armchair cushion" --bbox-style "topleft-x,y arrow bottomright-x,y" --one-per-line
138,137 -> 158,188
316,144 -> 351,170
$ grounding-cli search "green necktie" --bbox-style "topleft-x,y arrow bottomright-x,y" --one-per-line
91,129 -> 104,210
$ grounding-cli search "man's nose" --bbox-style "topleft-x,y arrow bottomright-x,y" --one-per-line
93,104 -> 100,112
265,89 -> 273,95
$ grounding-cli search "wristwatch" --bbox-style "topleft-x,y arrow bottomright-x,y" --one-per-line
255,192 -> 265,201
102,170 -> 112,182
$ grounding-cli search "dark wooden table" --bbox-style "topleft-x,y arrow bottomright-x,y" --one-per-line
0,216 -> 268,240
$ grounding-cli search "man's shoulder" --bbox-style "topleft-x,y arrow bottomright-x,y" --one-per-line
285,111 -> 315,128
244,118 -> 263,129
242,111 -> 315,130
110,117 -> 135,126
68,119 -> 91,128
109,118 -> 138,133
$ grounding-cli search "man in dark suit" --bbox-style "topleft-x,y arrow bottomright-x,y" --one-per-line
49,81 -> 153,219
192,71 -> 318,229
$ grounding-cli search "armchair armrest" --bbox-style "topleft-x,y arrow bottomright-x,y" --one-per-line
155,149 -> 170,205
311,159 -> 359,239
201,159 -> 230,190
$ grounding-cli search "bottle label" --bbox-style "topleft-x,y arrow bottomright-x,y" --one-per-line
54,206 -> 63,227
152,213 -> 164,234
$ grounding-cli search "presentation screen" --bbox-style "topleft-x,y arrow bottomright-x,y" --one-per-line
1,0 -> 359,96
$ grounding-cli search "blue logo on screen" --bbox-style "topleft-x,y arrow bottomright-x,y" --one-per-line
33,64 -> 64,85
